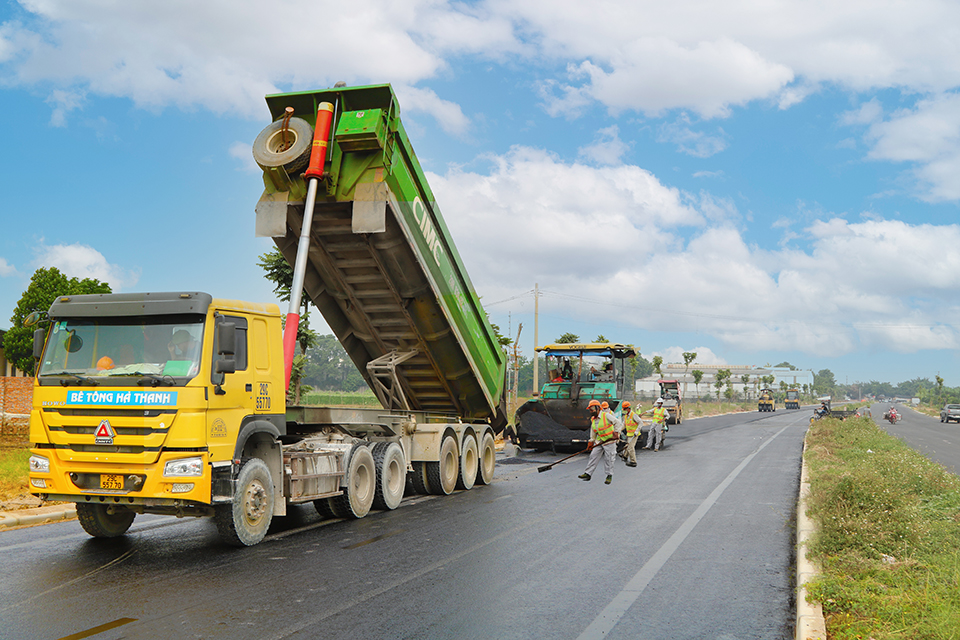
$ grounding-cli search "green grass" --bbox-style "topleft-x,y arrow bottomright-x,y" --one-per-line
0,441 -> 30,505
804,417 -> 960,639
299,390 -> 381,408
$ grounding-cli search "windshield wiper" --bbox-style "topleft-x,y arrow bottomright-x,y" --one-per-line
134,372 -> 177,387
46,372 -> 100,387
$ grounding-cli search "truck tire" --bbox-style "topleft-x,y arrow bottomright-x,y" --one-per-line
372,442 -> 405,510
410,462 -> 430,494
76,503 -> 136,538
252,116 -> 313,172
456,434 -> 479,491
477,431 -> 496,485
425,435 -> 458,495
215,458 -> 274,547
329,445 -> 375,519
313,496 -> 336,519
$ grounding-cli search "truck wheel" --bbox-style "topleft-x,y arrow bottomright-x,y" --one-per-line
329,445 -> 375,519
313,497 -> 336,519
410,462 -> 429,494
252,116 -> 313,172
477,431 -> 496,485
456,435 -> 479,491
215,458 -> 274,547
372,442 -> 405,510
76,503 -> 136,538
425,435 -> 459,495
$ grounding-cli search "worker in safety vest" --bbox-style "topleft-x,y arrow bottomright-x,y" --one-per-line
620,401 -> 642,467
600,401 -> 623,432
643,398 -> 668,451
579,399 -> 618,484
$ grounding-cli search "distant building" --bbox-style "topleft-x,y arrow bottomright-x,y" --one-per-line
635,363 -> 814,400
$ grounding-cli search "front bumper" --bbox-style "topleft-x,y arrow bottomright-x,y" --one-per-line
29,449 -> 213,508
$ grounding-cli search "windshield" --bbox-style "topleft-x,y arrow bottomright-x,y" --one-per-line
38,314 -> 204,385
545,353 -> 615,382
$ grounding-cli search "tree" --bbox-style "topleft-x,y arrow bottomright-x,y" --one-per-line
936,374 -> 945,406
556,332 -> 579,344
682,352 -> 697,398
741,374 -> 750,399
4,267 -> 111,375
594,334 -> 608,343
715,368 -> 731,402
814,369 -> 837,397
692,369 -> 704,399
652,355 -> 663,379
257,247 -> 318,360
774,361 -> 797,370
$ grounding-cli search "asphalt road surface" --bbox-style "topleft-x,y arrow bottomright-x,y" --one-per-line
874,402 -> 960,474
0,408 -> 813,640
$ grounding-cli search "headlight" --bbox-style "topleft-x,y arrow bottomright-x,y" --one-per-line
163,457 -> 203,477
29,454 -> 50,474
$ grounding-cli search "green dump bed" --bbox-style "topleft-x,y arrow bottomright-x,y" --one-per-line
254,84 -> 506,427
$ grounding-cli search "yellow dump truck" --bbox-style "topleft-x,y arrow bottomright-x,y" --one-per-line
26,85 -> 506,546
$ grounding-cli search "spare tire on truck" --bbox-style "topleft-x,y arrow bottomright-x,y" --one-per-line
252,116 -> 313,173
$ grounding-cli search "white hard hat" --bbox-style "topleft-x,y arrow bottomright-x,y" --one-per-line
655,398 -> 663,404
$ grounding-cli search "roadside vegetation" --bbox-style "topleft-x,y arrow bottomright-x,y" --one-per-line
0,435 -> 31,509
804,416 -> 960,639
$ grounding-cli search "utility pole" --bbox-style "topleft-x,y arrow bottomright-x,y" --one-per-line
532,283 -> 540,395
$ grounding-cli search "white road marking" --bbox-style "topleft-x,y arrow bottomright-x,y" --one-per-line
576,424 -> 791,640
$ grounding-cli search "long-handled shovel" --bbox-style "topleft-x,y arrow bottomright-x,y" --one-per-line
538,447 -> 590,472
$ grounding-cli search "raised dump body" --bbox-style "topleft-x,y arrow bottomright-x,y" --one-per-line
253,84 -> 506,427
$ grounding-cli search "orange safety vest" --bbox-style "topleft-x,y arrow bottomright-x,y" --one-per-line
624,410 -> 641,436
592,412 -> 618,443
652,407 -> 668,424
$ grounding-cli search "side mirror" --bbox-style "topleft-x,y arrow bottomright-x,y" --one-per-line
25,311 -> 45,327
217,322 -> 236,356
215,359 -> 236,374
33,328 -> 45,359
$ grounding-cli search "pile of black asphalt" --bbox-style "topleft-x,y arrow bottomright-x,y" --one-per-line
517,411 -> 587,452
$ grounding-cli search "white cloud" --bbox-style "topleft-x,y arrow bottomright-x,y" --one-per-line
841,98 -> 883,126
657,116 -> 728,157
34,243 -> 139,291
432,148 -> 960,357
653,346 -> 725,366
394,84 -> 470,136
228,141 -> 259,173
44,88 -> 84,127
855,93 -> 960,201
0,257 -> 16,277
0,0 -> 476,129
578,125 -> 629,165
429,145 -> 705,284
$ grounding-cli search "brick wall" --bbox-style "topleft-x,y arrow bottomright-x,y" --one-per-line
1,376 -> 32,436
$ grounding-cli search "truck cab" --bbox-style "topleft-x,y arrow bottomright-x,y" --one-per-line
28,292 -> 287,540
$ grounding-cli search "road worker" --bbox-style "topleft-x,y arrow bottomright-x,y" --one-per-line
620,401 -> 642,467
579,399 -> 618,484
643,398 -> 668,451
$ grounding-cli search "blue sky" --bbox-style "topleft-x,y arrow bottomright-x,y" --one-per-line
2,0 -> 960,388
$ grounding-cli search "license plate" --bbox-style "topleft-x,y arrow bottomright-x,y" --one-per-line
100,474 -> 123,490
